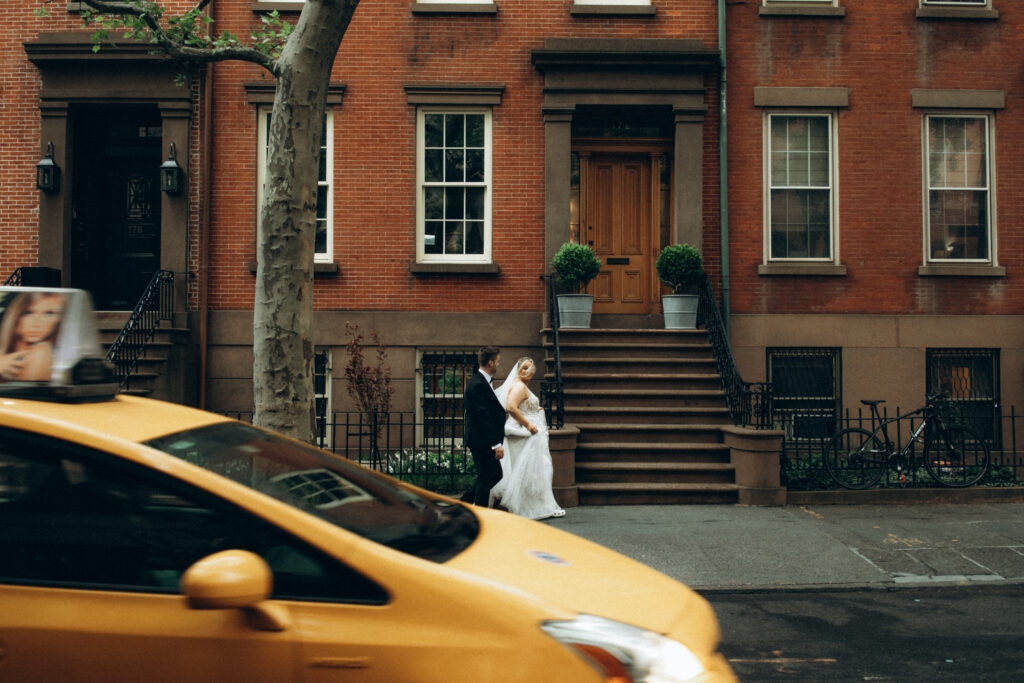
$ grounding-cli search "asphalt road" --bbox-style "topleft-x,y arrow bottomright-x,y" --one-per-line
707,584 -> 1024,682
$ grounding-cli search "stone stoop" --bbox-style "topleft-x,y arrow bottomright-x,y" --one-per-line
543,328 -> 740,505
95,312 -> 190,400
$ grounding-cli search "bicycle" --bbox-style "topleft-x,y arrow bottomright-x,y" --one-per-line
824,394 -> 991,490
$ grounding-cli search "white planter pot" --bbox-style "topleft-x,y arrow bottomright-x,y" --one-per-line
557,294 -> 594,329
662,294 -> 699,329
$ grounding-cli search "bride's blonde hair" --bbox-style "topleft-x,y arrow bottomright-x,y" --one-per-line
516,357 -> 536,379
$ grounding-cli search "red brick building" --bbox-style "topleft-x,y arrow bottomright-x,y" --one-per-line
5,0 -> 725,418
3,0 -> 1021,450
726,0 -> 1022,445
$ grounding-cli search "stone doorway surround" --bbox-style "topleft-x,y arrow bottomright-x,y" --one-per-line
24,32 -> 191,313
531,38 -> 719,269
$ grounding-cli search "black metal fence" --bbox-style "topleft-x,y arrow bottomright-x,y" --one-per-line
227,411 -> 477,495
780,405 -> 1024,489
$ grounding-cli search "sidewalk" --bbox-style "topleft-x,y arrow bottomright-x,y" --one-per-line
544,502 -> 1024,593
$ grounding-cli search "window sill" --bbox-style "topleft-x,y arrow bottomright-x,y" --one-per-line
918,264 -> 1005,277
251,1 -> 304,12
758,263 -> 847,276
570,5 -> 657,16
759,6 -> 846,18
410,262 -> 501,275
248,261 -> 340,275
411,3 -> 498,15
916,7 -> 999,21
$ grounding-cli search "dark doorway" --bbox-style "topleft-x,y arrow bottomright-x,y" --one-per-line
71,105 -> 162,310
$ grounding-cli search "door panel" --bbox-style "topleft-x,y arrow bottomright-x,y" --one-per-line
584,154 -> 652,314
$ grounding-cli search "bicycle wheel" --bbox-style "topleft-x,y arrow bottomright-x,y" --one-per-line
923,425 -> 991,487
824,428 -> 887,490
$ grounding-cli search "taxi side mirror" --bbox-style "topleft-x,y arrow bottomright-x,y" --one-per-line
180,549 -> 291,632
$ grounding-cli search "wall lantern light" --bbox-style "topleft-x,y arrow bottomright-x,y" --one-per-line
36,141 -> 60,194
160,142 -> 184,195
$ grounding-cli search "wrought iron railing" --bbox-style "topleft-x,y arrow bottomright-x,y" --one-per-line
780,405 -> 1022,490
4,269 -> 23,286
539,273 -> 565,429
697,273 -> 773,428
105,270 -> 175,389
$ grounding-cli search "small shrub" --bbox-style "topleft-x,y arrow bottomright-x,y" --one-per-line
656,243 -> 703,294
551,242 -> 603,293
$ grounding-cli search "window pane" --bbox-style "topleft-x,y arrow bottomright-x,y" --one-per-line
444,221 -> 464,254
466,149 -> 484,182
424,221 -> 443,254
445,114 -> 464,148
769,116 -> 831,260
424,114 -> 443,148
445,149 -> 465,183
445,187 -> 464,219
466,187 -> 484,220
465,222 -> 484,254
425,149 -> 443,183
425,187 -> 444,220
315,219 -> 327,255
465,114 -> 484,147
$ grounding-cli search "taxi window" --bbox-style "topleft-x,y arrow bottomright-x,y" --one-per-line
0,429 -> 387,604
146,422 -> 480,563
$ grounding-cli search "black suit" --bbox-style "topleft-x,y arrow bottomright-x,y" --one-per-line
463,369 -> 506,506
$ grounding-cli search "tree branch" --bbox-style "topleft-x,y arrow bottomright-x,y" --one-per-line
75,0 -> 280,74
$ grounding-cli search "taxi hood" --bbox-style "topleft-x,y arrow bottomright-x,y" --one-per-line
443,507 -> 718,650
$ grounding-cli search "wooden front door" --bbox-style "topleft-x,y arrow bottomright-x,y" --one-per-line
581,151 -> 658,314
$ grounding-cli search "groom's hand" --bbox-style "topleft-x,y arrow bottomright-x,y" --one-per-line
494,445 -> 505,460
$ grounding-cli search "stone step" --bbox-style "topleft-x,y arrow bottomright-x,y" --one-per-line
543,328 -> 710,346
576,423 -> 724,445
556,373 -> 724,391
563,388 -> 728,409
577,482 -> 739,505
576,461 -> 735,485
565,405 -> 732,425
574,441 -> 731,464
555,357 -> 718,374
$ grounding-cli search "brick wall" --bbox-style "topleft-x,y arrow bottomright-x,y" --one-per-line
726,1 -> 1024,316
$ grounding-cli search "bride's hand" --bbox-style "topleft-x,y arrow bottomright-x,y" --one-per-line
528,423 -> 538,435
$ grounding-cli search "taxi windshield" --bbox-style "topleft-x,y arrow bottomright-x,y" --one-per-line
145,422 -> 479,563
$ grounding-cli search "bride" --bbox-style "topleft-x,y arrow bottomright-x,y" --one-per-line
489,357 -> 565,520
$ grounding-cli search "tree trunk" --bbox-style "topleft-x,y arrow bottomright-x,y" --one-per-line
253,0 -> 357,442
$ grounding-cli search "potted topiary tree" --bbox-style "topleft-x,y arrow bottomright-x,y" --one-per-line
655,243 -> 703,329
551,242 -> 603,328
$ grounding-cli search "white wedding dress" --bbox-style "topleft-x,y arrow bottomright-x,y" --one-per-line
490,388 -> 564,520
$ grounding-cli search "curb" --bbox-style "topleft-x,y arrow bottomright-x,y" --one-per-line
695,577 -> 1024,596
786,486 -> 1024,506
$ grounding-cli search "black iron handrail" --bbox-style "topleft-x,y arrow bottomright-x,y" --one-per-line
697,273 -> 773,428
106,270 -> 175,389
3,268 -> 23,286
540,273 -> 565,429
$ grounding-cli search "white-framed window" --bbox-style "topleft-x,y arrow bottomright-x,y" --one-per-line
257,106 -> 333,262
765,112 -> 837,262
314,348 -> 332,449
415,108 -> 492,263
924,115 -> 993,263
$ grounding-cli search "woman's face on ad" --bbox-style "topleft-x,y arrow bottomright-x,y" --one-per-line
17,295 -> 64,344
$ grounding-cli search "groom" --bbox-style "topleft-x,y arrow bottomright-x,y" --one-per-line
463,346 -> 505,506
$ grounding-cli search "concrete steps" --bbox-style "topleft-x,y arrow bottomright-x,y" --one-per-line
544,327 -> 737,505
96,312 -> 189,399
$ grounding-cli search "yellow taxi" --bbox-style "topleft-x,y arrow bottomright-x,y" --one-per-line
0,288 -> 735,682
